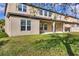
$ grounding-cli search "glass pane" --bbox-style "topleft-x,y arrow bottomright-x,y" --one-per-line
49,12 -> 52,17
21,26 -> 26,31
27,20 -> 31,26
44,10 -> 48,16
27,26 -> 31,31
40,23 -> 43,30
21,20 -> 26,26
21,20 -> 26,31
18,4 -> 22,11
23,4 -> 27,12
39,9 -> 43,15
44,24 -> 47,30
27,20 -> 31,31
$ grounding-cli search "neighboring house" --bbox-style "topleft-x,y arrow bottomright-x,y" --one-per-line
5,3 -> 79,36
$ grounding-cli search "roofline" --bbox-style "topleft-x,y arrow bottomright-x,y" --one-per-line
24,3 -> 79,20
4,3 -> 79,20
4,3 -> 8,16
7,12 -> 79,24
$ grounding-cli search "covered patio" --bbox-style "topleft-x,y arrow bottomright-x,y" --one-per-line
40,20 -> 77,34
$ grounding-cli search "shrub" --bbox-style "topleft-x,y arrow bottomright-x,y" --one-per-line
0,31 -> 8,38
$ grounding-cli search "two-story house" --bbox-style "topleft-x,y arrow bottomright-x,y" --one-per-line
5,3 -> 79,36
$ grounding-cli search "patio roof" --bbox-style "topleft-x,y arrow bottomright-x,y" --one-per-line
7,12 -> 79,24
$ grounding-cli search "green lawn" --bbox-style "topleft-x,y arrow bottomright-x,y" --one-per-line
0,33 -> 79,56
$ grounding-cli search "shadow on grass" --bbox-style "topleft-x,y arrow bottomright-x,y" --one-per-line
51,33 -> 75,56
34,33 -> 77,56
0,39 -> 9,48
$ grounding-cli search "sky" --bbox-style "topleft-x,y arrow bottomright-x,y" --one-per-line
0,3 -> 79,20
32,3 -> 79,19
0,3 -> 5,20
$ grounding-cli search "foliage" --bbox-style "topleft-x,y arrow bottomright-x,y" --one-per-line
0,33 -> 79,55
0,31 -> 8,38
0,19 -> 5,26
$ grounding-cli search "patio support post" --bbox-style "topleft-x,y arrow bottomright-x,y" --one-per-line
53,21 -> 56,32
63,23 -> 65,32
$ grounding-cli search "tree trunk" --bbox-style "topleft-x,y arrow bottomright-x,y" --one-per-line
63,43 -> 74,56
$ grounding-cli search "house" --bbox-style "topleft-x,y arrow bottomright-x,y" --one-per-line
5,3 -> 79,36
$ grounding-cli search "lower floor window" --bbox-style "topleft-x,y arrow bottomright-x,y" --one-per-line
40,23 -> 47,30
21,20 -> 31,31
27,20 -> 31,31
44,24 -> 47,30
27,26 -> 31,30
77,24 -> 79,27
21,26 -> 26,31
40,23 -> 43,30
21,20 -> 26,31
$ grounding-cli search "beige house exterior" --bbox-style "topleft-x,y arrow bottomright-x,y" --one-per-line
5,3 -> 79,36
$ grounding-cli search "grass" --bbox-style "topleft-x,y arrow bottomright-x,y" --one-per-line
0,33 -> 79,56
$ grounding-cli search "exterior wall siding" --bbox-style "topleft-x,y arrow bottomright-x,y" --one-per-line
55,22 -> 63,32
8,16 -> 40,36
5,17 -> 11,36
70,24 -> 79,32
5,3 -> 79,36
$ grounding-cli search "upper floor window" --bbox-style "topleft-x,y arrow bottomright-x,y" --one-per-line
18,4 -> 27,12
49,12 -> 52,17
39,9 -> 43,15
44,10 -> 48,16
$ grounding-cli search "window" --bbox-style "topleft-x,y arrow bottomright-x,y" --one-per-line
27,20 -> 31,31
44,24 -> 47,30
77,24 -> 79,27
40,23 -> 43,30
21,20 -> 26,31
21,20 -> 31,31
44,10 -> 48,16
49,12 -> 52,17
18,4 -> 27,12
39,9 -> 43,15
18,4 -> 22,11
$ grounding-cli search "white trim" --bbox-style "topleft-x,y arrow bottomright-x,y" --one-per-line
18,4 -> 27,12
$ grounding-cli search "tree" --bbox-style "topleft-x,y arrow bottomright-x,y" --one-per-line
0,19 -> 5,32
35,33 -> 79,55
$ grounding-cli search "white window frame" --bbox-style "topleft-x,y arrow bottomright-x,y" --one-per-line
40,23 -> 48,31
21,19 -> 31,31
18,4 -> 27,12
21,20 -> 26,31
44,23 -> 48,30
27,20 -> 31,31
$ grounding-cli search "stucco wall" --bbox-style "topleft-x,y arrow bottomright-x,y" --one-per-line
7,16 -> 40,36
6,3 -> 52,19
5,17 -> 11,36
55,22 -> 63,32
70,24 -> 79,32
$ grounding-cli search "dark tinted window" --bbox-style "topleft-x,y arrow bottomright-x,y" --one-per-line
21,20 -> 26,31
27,20 -> 31,31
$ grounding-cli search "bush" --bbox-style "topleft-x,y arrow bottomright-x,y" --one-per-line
0,31 -> 8,38
0,38 -> 9,46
